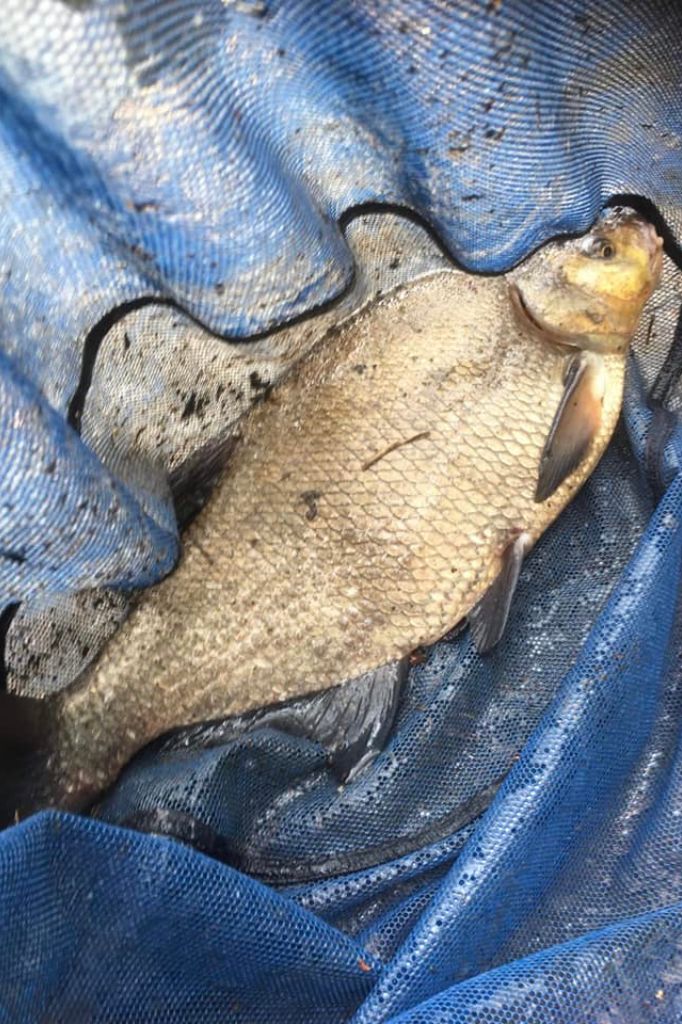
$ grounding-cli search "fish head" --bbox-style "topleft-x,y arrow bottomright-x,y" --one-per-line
510,207 -> 663,353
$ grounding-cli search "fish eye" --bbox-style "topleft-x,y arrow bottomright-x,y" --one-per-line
583,236 -> 616,259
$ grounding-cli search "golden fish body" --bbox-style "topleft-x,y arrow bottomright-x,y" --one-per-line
4,208 -> 662,814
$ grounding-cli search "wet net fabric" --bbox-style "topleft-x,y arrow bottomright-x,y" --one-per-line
2,1 -> 682,1021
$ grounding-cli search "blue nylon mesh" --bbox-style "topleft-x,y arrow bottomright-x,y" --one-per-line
2,1 -> 682,1021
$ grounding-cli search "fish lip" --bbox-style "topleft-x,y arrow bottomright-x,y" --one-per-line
634,218 -> 665,277
649,235 -> 664,284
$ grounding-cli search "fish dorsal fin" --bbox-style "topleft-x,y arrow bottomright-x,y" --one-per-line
535,351 -> 606,503
469,532 -> 529,654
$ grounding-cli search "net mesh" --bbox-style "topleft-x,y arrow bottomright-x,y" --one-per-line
2,1 -> 682,1021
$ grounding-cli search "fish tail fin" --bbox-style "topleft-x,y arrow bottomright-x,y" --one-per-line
0,692 -> 54,828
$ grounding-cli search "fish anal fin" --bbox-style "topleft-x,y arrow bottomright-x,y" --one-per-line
330,658 -> 409,783
535,351 -> 605,503
469,532 -> 529,654
271,658 -> 409,783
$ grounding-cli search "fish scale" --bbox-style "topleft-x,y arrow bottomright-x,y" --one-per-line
0,208 -> 661,816
52,270 -> 623,805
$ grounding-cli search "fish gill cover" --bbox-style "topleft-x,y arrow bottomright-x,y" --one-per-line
1,0 -> 682,1021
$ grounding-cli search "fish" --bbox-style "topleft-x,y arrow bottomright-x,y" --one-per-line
0,206 -> 662,821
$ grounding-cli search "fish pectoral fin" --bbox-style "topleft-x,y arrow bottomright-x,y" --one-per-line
535,351 -> 606,503
468,532 -> 529,654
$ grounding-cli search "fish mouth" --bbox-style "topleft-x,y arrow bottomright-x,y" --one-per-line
642,220 -> 664,257
627,214 -> 664,280
645,224 -> 664,283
